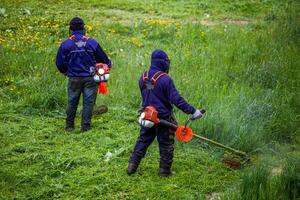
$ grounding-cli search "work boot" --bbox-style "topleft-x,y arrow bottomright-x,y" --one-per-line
65,127 -> 74,132
159,168 -> 172,177
65,125 -> 74,132
65,121 -> 75,132
127,163 -> 138,175
80,126 -> 91,133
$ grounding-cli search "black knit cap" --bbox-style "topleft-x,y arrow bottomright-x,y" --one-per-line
69,17 -> 85,31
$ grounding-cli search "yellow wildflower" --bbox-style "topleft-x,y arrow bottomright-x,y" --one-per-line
127,37 -> 143,47
108,28 -> 116,33
144,18 -> 172,26
53,24 -> 59,29
86,24 -> 93,32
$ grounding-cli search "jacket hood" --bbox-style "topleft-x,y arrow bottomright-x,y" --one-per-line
150,49 -> 170,72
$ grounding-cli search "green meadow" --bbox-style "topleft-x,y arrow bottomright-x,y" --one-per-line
0,0 -> 299,199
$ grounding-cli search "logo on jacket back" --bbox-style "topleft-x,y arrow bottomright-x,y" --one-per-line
75,41 -> 86,48
69,35 -> 88,48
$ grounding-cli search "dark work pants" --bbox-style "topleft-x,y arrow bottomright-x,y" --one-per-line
66,77 -> 97,131
129,124 -> 176,170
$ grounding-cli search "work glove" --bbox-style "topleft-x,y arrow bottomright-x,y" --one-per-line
191,109 -> 205,120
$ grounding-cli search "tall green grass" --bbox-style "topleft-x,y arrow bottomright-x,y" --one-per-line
223,154 -> 300,200
0,0 -> 299,151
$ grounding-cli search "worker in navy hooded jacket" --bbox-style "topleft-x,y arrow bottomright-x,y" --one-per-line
56,17 -> 111,132
128,49 -> 203,177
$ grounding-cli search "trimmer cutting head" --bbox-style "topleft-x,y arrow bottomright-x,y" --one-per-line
222,152 -> 250,169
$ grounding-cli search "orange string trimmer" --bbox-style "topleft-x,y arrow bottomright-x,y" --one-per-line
176,125 -> 248,159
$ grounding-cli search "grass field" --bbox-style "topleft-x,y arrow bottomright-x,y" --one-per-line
0,0 -> 299,199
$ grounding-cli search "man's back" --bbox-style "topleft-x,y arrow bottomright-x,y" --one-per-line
139,49 -> 196,119
56,30 -> 111,77
139,69 -> 172,119
55,17 -> 111,132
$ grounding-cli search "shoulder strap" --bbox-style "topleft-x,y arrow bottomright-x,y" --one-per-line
141,71 -> 167,91
142,71 -> 149,81
69,35 -> 76,40
82,35 -> 89,41
69,35 -> 89,42
142,71 -> 166,84
151,71 -> 166,84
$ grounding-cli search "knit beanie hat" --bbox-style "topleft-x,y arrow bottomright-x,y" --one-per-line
69,17 -> 85,31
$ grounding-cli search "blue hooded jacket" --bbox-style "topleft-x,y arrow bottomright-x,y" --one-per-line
55,30 -> 111,77
139,49 -> 196,119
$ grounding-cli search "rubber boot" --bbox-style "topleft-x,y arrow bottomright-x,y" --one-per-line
159,160 -> 173,177
127,163 -> 138,175
65,122 -> 74,132
159,168 -> 172,177
80,126 -> 91,133
65,126 -> 74,132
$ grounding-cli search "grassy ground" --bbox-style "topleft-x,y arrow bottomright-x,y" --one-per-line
0,0 -> 299,199
0,111 -> 239,199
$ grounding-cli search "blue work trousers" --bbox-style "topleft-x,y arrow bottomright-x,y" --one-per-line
66,77 -> 97,131
129,123 -> 176,170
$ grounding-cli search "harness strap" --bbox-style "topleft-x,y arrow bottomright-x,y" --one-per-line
151,71 -> 166,84
82,36 -> 89,40
142,70 -> 166,86
142,71 -> 149,81
69,35 -> 76,40
69,35 -> 89,41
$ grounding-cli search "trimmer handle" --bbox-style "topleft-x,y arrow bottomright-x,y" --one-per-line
158,109 -> 206,130
200,108 -> 206,114
159,119 -> 178,130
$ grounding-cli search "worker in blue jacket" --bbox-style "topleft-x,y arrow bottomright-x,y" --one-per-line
128,49 -> 203,177
56,17 -> 111,132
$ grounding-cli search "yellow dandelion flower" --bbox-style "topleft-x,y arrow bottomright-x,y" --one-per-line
144,18 -> 172,26
86,24 -> 93,32
108,28 -> 116,33
53,24 -> 59,29
127,37 -> 143,47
